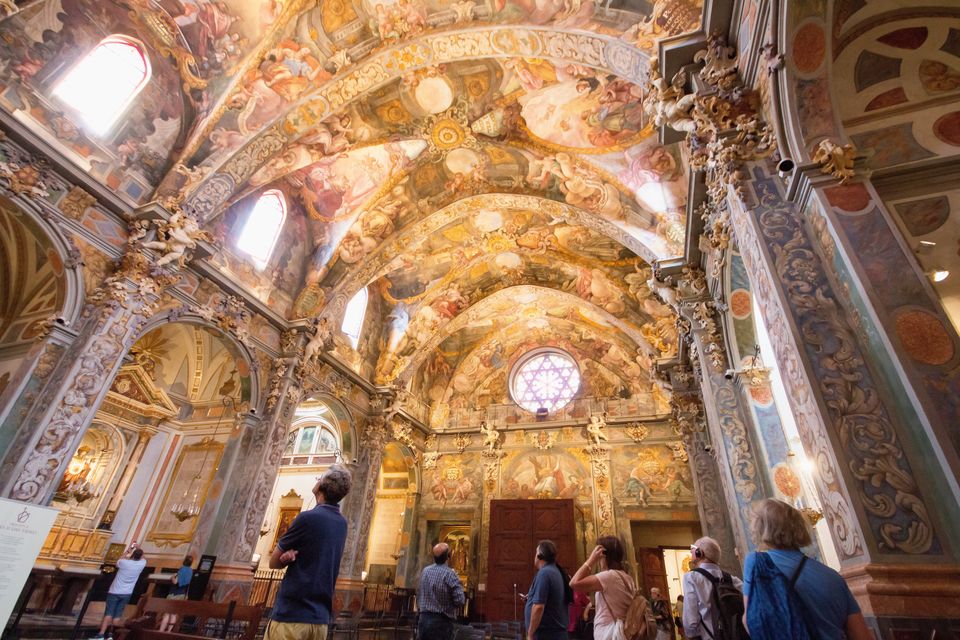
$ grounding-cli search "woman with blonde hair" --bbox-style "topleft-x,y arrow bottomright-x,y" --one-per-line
743,499 -> 873,640
570,536 -> 641,640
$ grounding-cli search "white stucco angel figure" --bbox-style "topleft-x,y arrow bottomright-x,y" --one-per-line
304,317 -> 332,364
643,65 -> 697,134
141,212 -> 212,268
586,413 -> 609,445
479,420 -> 500,451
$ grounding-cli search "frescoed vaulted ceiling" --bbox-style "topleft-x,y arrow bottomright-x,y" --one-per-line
0,0 -> 704,423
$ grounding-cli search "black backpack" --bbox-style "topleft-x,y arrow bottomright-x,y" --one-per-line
693,568 -> 750,640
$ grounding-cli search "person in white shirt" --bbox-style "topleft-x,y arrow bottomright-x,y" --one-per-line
94,543 -> 147,639
680,537 -> 742,639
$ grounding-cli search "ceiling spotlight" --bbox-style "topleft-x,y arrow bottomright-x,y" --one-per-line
931,269 -> 950,282
919,240 -> 936,247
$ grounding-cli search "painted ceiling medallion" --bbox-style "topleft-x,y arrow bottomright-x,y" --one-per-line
415,100 -> 482,159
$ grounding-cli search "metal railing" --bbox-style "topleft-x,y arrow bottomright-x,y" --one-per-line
442,394 -> 663,429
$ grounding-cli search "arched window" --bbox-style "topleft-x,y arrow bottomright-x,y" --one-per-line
52,36 -> 150,136
341,288 -> 368,349
283,424 -> 340,459
236,190 -> 286,269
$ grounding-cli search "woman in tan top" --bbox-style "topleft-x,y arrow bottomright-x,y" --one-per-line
570,536 -> 636,640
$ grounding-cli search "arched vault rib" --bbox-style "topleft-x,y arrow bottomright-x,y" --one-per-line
378,247 -> 656,334
320,193 -> 656,322
183,24 -> 649,218
390,284 -> 649,386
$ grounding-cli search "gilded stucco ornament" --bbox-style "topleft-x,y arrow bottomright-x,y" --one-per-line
812,140 -> 857,184
624,422 -> 650,443
391,419 -> 415,451
529,430 -> 557,450
0,157 -> 51,198
684,301 -> 725,371
60,186 -> 97,220
454,432 -> 472,454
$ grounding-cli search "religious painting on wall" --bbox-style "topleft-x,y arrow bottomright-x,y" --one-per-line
424,456 -> 480,507
147,439 -> 224,547
611,444 -> 695,507
439,524 -> 471,582
501,450 -> 592,501
270,489 -> 304,552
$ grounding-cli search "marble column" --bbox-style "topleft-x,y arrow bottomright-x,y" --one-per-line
0,252 -> 167,504
729,166 -> 960,619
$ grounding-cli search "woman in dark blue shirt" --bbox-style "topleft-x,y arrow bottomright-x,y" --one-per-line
160,556 -> 193,632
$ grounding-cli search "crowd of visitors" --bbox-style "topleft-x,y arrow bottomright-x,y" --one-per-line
92,480 -> 871,640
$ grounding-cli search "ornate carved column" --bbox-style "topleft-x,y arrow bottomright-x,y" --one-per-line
584,443 -> 615,537
477,435 -> 504,584
729,166 -> 960,618
191,410 -> 260,560
802,173 -> 960,506
670,391 -> 740,573
208,330 -> 307,591
675,289 -> 773,560
329,413 -> 387,612
0,248 -> 173,503
339,414 -> 389,579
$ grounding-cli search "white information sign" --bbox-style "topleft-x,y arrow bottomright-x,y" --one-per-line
0,498 -> 59,629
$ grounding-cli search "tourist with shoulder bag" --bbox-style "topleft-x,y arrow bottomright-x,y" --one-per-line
743,500 -> 873,640
681,537 -> 749,640
570,537 -> 658,640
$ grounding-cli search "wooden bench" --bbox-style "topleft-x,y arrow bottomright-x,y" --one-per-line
121,597 -> 263,640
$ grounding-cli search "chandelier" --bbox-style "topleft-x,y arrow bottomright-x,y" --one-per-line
170,396 -> 232,522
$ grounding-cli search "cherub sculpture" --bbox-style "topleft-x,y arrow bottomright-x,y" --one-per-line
304,317 -> 332,364
643,63 -> 697,133
480,421 -> 500,451
142,212 -> 211,268
586,413 -> 609,446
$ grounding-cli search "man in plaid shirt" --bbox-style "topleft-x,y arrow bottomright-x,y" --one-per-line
417,542 -> 466,640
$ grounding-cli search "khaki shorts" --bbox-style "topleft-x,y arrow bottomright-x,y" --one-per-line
264,621 -> 328,640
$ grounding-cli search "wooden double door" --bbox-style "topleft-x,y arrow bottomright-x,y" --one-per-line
485,499 -> 577,622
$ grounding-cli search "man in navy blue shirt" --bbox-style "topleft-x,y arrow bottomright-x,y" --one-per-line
266,465 -> 352,640
523,540 -> 569,640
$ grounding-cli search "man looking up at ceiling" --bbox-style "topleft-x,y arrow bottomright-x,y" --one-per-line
416,542 -> 466,640
266,465 -> 353,640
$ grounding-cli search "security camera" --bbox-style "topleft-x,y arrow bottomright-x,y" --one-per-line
777,158 -> 795,180
249,408 -> 257,415
724,368 -> 736,380
55,316 -> 68,326
704,445 -> 715,454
